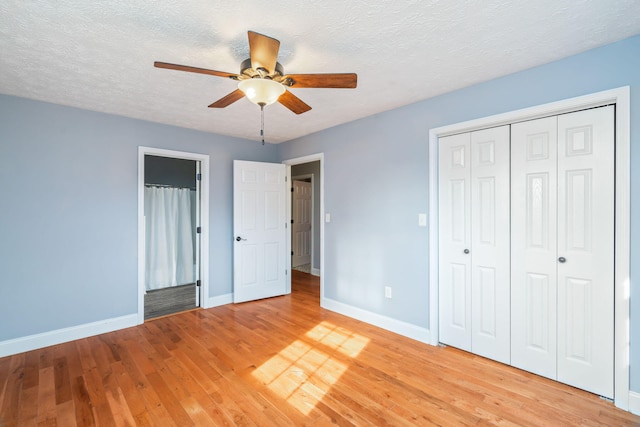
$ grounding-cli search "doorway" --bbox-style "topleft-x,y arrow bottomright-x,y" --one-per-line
290,163 -> 320,277
283,154 -> 324,299
137,147 -> 210,323
291,175 -> 313,273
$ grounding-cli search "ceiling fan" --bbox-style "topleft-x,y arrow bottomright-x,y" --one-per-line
154,30 -> 358,115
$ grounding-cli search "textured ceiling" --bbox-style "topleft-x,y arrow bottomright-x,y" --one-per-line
1,1 -> 639,143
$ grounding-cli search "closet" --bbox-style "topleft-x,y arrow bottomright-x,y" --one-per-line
438,105 -> 615,399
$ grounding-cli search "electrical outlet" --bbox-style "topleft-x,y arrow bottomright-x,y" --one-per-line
385,286 -> 392,299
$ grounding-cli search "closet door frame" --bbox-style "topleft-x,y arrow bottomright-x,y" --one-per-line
428,86 -> 630,410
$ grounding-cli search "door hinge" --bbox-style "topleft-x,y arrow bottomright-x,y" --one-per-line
291,251 -> 294,256
196,173 -> 202,181
291,187 -> 294,192
196,280 -> 201,287
196,226 -> 201,234
291,219 -> 294,224
285,269 -> 288,275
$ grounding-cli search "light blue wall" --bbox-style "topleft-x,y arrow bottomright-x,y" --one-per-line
278,35 -> 640,390
0,95 -> 277,341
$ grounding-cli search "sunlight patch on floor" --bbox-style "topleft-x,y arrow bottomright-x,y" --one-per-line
252,321 -> 370,415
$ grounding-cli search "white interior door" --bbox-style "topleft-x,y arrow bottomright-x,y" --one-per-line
195,161 -> 201,307
511,106 -> 614,398
439,132 -> 472,351
470,126 -> 511,364
439,127 -> 510,360
292,180 -> 312,267
556,106 -> 614,398
511,116 -> 559,379
233,160 -> 288,303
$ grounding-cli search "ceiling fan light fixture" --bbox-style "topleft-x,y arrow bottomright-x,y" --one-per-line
238,78 -> 285,106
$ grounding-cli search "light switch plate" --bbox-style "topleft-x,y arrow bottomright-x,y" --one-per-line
325,213 -> 331,223
418,213 -> 427,227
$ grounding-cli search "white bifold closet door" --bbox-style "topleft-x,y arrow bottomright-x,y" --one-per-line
511,106 -> 614,398
439,125 -> 511,364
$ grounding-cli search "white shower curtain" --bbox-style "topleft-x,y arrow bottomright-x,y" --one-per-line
145,186 -> 195,291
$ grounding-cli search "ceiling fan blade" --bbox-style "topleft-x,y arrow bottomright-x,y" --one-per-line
278,90 -> 312,115
248,31 -> 280,75
284,73 -> 358,88
154,61 -> 238,79
208,89 -> 245,108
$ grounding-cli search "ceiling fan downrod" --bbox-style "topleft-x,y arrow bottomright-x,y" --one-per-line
260,103 -> 265,145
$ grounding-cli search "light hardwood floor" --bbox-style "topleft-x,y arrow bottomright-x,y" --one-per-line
1,271 -> 639,426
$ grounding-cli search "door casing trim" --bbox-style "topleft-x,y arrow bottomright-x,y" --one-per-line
137,146 -> 211,323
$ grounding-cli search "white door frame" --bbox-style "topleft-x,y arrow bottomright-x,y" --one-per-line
292,173 -> 314,270
428,87 -> 630,409
137,146 -> 210,323
283,153 -> 324,300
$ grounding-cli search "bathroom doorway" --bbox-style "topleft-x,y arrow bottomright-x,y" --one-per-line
137,147 -> 210,322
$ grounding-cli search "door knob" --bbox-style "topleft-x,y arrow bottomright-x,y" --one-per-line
463,249 -> 470,254
558,257 -> 566,263
235,236 -> 246,242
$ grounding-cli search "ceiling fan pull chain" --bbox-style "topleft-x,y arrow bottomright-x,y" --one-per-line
261,104 -> 265,145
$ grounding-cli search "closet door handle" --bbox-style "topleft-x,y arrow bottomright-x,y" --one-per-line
463,249 -> 470,254
235,236 -> 247,242
558,256 -> 566,263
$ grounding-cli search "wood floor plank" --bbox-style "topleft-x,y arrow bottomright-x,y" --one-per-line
0,356 -> 11,407
70,375 -> 95,426
35,366 -> 56,425
16,386 -> 38,427
56,399 -> 77,427
83,366 -> 116,426
1,355 -> 25,427
145,371 -> 194,427
116,343 -> 176,426
53,356 -> 72,405
110,358 -> 147,422
1,270 -> 640,426
74,339 -> 97,372
179,395 -> 217,425
21,351 -> 40,391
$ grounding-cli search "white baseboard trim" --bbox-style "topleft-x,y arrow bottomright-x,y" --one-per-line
629,391 -> 640,415
204,293 -> 233,309
311,268 -> 320,277
0,314 -> 138,358
321,297 -> 431,344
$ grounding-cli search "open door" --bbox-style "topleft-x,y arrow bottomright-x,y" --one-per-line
233,160 -> 288,303
194,160 -> 201,307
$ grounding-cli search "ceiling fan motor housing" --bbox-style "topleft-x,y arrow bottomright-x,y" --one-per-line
239,58 -> 284,80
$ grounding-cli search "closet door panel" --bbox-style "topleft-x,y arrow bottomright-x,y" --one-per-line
470,126 -> 511,364
511,116 -> 558,379
439,133 -> 472,351
557,106 -> 614,398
